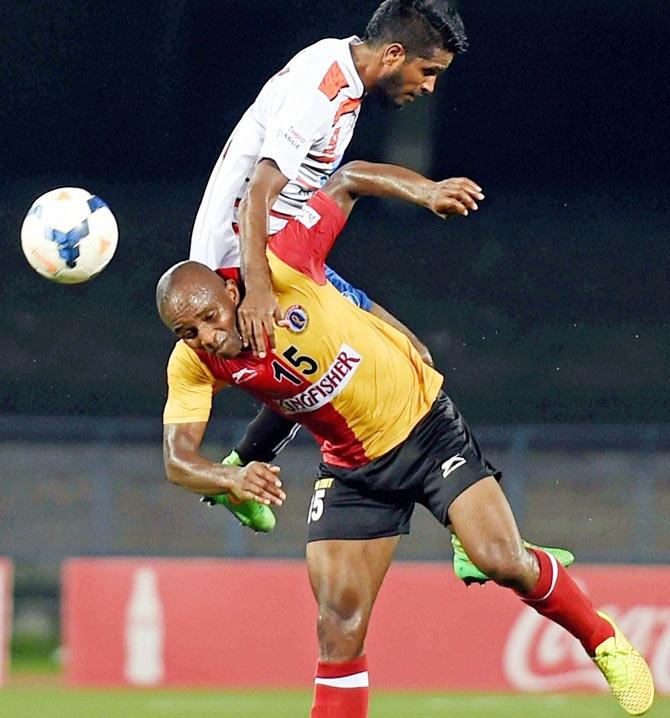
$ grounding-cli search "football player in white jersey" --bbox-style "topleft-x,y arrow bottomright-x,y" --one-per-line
189,0 -> 471,357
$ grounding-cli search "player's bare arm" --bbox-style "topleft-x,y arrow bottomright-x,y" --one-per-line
237,158 -> 290,358
163,421 -> 285,506
325,160 -> 484,219
369,301 -> 433,366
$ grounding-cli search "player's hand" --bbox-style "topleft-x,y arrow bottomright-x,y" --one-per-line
237,287 -> 286,358
425,178 -> 484,219
228,461 -> 286,506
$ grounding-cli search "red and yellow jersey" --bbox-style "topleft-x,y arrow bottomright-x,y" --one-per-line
164,191 -> 443,468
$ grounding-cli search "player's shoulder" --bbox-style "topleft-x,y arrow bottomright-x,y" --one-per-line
167,339 -> 196,369
260,36 -> 361,108
294,37 -> 349,60
287,36 -> 356,77
167,340 -> 214,381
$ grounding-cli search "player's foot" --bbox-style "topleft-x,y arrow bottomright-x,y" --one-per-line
451,534 -> 575,585
593,610 -> 655,716
200,493 -> 276,533
200,450 -> 276,533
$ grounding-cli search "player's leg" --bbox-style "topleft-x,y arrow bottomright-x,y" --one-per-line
448,476 -> 654,715
416,394 -> 574,584
417,393 -> 653,715
449,526 -> 574,585
234,404 -> 301,463
448,477 -> 535,589
305,466 -> 413,718
306,536 -> 398,718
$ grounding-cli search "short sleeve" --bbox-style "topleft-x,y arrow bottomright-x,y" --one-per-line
268,191 -> 348,283
258,77 -> 332,181
163,342 -> 223,424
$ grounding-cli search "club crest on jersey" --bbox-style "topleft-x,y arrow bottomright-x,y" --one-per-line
285,304 -> 308,333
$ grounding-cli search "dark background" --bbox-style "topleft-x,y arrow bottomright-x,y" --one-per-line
1,0 -> 668,423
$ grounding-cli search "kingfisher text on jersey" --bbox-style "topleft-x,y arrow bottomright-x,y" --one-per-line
278,344 -> 361,414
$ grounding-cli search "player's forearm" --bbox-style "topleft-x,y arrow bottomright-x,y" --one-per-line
338,161 -> 434,208
238,189 -> 273,291
164,448 -> 237,495
238,159 -> 288,291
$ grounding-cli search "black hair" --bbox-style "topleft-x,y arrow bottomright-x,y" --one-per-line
364,0 -> 468,57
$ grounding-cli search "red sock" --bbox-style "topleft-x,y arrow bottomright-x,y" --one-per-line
310,655 -> 369,718
520,548 -> 614,655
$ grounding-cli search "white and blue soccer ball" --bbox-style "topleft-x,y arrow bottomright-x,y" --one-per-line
21,187 -> 118,284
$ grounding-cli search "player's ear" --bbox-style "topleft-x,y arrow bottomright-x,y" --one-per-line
382,43 -> 407,69
224,279 -> 241,307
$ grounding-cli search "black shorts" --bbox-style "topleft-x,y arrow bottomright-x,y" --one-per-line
306,392 -> 501,542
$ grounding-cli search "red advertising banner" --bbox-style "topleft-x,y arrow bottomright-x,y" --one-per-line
63,559 -> 670,693
0,559 -> 13,686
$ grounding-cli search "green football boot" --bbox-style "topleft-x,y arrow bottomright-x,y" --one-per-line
451,533 -> 575,585
200,450 -> 276,533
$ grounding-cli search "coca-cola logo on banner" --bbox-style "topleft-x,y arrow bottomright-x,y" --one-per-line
504,599 -> 670,693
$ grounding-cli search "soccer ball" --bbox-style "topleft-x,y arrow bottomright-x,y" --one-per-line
21,187 -> 118,284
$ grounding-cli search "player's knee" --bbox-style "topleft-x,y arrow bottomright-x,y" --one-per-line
316,602 -> 368,660
469,539 -> 530,588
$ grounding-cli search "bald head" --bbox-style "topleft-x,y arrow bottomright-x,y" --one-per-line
156,261 -> 216,315
156,261 -> 244,358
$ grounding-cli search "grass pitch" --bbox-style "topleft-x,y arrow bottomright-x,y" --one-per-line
1,686 -> 667,718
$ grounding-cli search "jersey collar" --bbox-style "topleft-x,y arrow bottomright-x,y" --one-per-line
344,35 -> 366,99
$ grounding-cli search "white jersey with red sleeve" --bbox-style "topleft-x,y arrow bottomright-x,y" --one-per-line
189,36 -> 365,269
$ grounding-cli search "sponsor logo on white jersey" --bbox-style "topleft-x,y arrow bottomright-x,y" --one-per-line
278,344 -> 361,414
297,206 -> 322,229
441,455 -> 467,478
282,125 -> 308,151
